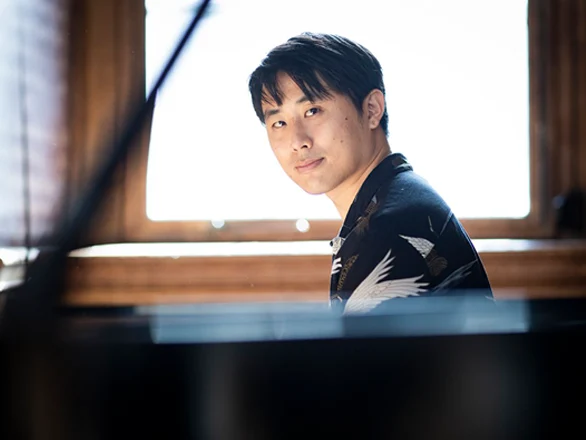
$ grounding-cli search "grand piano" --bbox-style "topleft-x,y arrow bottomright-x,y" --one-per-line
2,295 -> 586,439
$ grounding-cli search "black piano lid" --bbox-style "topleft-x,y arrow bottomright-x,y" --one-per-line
56,294 -> 586,345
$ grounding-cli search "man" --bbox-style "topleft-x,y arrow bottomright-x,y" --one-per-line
248,33 -> 492,314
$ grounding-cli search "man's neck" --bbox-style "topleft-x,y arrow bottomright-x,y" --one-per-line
328,138 -> 391,221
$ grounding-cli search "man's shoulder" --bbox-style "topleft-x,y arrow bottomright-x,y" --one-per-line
379,170 -> 450,214
371,170 -> 453,235
368,170 -> 482,271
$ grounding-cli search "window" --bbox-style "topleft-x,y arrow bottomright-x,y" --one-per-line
145,0 -> 530,226
0,0 -> 68,246
62,0 -> 586,305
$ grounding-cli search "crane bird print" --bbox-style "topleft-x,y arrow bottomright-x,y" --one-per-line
344,249 -> 428,314
400,234 -> 448,276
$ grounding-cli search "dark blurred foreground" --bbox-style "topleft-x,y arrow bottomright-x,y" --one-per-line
1,294 -> 585,440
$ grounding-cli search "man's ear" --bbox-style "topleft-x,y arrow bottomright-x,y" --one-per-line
363,89 -> 386,130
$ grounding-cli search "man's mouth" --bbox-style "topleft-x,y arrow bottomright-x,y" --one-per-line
296,158 -> 324,173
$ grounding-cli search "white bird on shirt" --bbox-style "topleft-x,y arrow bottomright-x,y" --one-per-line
399,235 -> 434,258
344,249 -> 428,315
331,257 -> 342,275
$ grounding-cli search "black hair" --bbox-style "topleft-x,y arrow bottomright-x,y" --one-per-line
248,32 -> 389,136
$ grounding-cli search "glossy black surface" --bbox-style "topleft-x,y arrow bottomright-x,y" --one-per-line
1,296 -> 585,439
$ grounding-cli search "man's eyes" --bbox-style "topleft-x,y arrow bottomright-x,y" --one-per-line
270,108 -> 321,128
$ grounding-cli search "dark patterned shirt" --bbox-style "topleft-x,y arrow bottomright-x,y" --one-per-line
330,153 -> 492,314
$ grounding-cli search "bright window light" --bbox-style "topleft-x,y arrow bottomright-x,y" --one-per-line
145,0 -> 530,221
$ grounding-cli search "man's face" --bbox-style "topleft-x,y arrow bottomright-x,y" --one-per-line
261,73 -> 376,197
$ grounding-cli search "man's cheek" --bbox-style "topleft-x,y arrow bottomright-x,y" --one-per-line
275,156 -> 292,176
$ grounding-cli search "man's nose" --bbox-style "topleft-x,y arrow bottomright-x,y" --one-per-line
291,124 -> 313,151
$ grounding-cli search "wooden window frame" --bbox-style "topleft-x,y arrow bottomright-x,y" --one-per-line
68,0 -> 585,244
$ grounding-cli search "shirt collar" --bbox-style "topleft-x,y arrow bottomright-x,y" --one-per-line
338,152 -> 413,239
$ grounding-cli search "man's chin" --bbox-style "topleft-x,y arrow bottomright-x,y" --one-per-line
292,178 -> 332,196
298,184 -> 329,196
303,189 -> 326,196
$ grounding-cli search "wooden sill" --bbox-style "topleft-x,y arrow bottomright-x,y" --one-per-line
64,239 -> 586,306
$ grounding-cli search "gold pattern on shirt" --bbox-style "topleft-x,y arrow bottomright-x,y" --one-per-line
355,196 -> 379,236
337,254 -> 359,291
426,249 -> 448,276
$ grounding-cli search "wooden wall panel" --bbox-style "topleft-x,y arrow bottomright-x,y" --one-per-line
67,0 -> 145,245
538,0 -> 586,214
